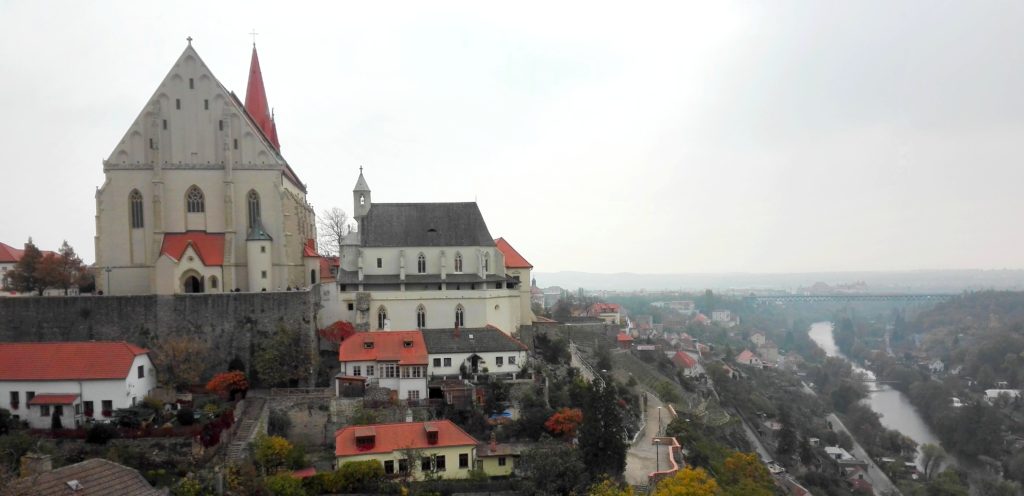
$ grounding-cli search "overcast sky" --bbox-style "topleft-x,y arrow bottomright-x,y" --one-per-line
2,1 -> 1022,274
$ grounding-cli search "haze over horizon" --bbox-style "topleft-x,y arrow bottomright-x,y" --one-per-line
2,1 -> 1022,274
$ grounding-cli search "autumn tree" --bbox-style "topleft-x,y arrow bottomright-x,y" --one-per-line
4,239 -> 43,294
253,323 -> 309,387
589,476 -> 635,496
253,435 -> 305,473
544,407 -> 583,438
206,371 -> 250,400
718,452 -> 774,496
316,207 -> 352,257
152,335 -> 212,390
654,467 -> 720,496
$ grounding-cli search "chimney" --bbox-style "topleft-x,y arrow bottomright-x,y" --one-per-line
20,453 -> 52,478
489,431 -> 497,453
405,408 -> 413,423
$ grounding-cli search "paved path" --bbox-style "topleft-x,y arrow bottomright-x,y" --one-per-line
735,410 -> 773,461
827,413 -> 901,496
625,393 -> 669,485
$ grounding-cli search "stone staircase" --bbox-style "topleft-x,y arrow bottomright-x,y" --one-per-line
226,397 -> 266,464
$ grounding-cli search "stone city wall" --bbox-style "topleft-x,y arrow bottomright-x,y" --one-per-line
0,290 -> 320,383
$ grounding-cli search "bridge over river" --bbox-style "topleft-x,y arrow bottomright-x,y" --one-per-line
744,293 -> 957,304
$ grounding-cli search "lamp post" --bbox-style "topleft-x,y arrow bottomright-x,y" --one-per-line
104,267 -> 112,295
657,406 -> 662,436
655,438 -> 660,473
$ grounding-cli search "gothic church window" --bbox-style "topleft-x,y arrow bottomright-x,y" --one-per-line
247,190 -> 261,228
454,252 -> 463,273
186,186 -> 205,213
483,253 -> 490,272
129,190 -> 144,229
416,305 -> 426,328
417,253 -> 426,274
455,304 -> 465,327
377,306 -> 388,330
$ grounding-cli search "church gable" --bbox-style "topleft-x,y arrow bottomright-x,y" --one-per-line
104,44 -> 285,171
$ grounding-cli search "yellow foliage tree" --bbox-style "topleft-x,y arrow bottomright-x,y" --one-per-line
254,435 -> 296,472
719,452 -> 773,496
589,476 -> 635,496
654,467 -> 720,496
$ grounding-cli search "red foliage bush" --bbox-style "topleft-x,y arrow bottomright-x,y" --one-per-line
205,371 -> 249,396
544,407 -> 584,438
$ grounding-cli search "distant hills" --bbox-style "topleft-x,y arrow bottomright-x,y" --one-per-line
532,269 -> 1024,293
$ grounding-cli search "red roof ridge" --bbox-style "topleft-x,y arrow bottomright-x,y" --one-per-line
494,237 -> 533,269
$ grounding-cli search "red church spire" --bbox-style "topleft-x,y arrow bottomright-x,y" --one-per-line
244,44 -> 281,150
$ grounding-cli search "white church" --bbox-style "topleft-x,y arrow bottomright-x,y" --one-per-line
94,41 -> 318,295
92,40 -> 535,335
316,170 -> 535,334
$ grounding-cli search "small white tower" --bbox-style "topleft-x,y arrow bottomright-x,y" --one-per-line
246,219 -> 273,292
353,167 -> 371,234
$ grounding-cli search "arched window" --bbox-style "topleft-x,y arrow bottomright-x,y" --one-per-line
455,304 -> 465,328
186,186 -> 205,213
454,252 -> 463,273
360,194 -> 365,206
483,253 -> 490,273
417,253 -> 426,274
247,190 -> 261,228
416,305 -> 426,328
129,190 -> 144,228
209,276 -> 218,289
377,306 -> 388,330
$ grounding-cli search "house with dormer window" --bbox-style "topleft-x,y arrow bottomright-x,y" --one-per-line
336,331 -> 428,402
334,420 -> 479,480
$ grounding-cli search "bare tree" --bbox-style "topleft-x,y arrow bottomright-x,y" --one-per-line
317,207 -> 352,257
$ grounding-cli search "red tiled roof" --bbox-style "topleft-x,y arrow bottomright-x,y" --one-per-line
320,256 -> 339,282
245,45 -> 280,150
590,303 -> 621,315
303,238 -> 319,258
0,242 -> 24,263
159,231 -> 225,266
617,332 -> 634,342
736,350 -> 758,363
338,331 -> 428,365
335,420 -> 479,456
672,351 -> 697,369
29,394 -> 79,405
494,238 -> 533,269
0,341 -> 148,381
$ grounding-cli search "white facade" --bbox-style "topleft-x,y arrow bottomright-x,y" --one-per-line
0,354 -> 157,429
94,44 -> 316,295
338,360 -> 427,401
427,349 -> 527,378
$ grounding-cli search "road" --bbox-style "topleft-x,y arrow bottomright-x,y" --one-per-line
624,392 -> 670,485
827,413 -> 901,496
735,410 -> 773,461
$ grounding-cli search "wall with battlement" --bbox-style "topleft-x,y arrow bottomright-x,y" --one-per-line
0,290 -> 320,383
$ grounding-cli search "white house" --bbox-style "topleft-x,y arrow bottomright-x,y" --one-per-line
420,327 -> 529,379
928,359 -> 945,374
712,310 -> 738,327
336,331 -> 428,403
0,342 -> 157,429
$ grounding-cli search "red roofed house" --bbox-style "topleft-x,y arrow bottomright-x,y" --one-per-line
0,241 -> 69,296
588,303 -> 622,325
335,420 -> 479,480
616,331 -> 634,350
0,341 -> 156,429
337,331 -> 428,402
494,237 -> 536,325
735,349 -> 763,368
94,41 -> 317,295
671,348 -> 696,373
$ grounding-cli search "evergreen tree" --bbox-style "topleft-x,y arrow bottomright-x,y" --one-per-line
578,381 -> 627,479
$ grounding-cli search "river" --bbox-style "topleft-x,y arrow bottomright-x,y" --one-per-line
807,321 -> 943,468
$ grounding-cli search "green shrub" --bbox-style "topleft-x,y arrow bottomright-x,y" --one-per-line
85,423 -> 119,445
263,473 -> 306,496
176,407 -> 196,426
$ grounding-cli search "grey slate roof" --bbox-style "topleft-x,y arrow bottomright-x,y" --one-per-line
361,203 -> 496,247
421,327 -> 528,354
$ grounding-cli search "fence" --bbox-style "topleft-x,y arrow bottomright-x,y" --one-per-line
270,387 -> 332,398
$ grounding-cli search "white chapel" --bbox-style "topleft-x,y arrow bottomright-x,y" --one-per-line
94,41 -> 318,295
